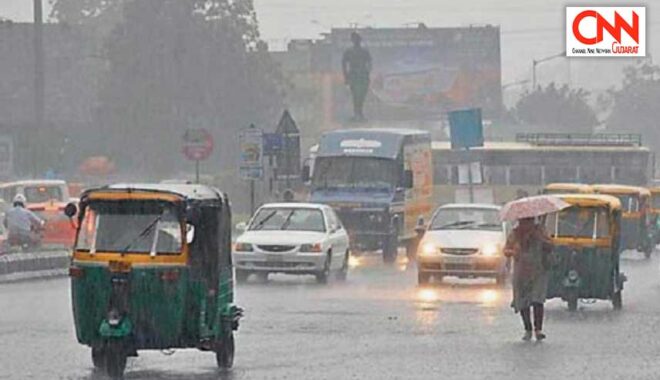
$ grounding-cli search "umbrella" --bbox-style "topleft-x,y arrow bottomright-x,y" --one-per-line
499,195 -> 571,222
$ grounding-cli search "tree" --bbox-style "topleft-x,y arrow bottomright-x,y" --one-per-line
511,83 -> 598,133
605,61 -> 660,154
50,0 -> 285,176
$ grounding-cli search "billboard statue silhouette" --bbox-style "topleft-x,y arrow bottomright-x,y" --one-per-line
342,32 -> 372,122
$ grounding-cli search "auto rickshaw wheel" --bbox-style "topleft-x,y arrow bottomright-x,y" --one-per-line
612,291 -> 623,310
104,342 -> 127,379
567,294 -> 578,312
215,333 -> 235,369
91,347 -> 105,369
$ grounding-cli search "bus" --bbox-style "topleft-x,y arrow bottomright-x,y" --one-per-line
431,133 -> 651,205
304,128 -> 433,263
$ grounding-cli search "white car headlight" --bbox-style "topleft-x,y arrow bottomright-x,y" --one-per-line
481,243 -> 499,257
234,242 -> 254,252
300,243 -> 323,253
419,242 -> 439,256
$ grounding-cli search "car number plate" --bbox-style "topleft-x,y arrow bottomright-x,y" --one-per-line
266,254 -> 284,262
443,256 -> 473,265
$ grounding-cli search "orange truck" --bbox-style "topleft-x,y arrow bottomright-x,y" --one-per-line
0,180 -> 76,247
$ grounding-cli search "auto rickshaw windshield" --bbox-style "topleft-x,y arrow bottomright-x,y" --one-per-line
652,194 -> 660,209
545,206 -> 610,239
76,200 -> 183,255
607,194 -> 639,213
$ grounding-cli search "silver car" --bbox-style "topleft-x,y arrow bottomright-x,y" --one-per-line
233,203 -> 351,284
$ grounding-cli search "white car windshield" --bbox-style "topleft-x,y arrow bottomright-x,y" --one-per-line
429,208 -> 502,231
249,208 -> 326,232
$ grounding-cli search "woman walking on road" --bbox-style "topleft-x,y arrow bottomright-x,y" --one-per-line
505,217 -> 554,341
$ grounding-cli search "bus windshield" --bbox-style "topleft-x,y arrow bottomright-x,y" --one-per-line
545,206 -> 610,239
76,200 -> 182,255
312,156 -> 398,190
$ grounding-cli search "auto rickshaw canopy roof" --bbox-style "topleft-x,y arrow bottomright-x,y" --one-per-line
82,183 -> 225,204
554,193 -> 622,210
648,187 -> 660,195
544,183 -> 594,193
591,184 -> 651,197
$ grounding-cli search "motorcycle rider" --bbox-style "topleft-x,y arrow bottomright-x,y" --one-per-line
4,194 -> 44,248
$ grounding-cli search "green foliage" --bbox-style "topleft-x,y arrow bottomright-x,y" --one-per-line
511,83 -> 598,133
50,0 -> 285,176
605,61 -> 660,152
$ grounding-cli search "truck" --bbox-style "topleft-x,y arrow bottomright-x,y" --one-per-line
303,128 -> 433,263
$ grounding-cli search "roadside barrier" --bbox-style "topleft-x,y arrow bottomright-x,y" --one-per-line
0,249 -> 71,283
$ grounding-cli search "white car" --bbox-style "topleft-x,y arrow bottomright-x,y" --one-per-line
417,204 -> 509,285
233,203 -> 350,284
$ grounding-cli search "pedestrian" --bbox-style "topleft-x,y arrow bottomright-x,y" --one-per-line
4,194 -> 44,248
504,217 -> 554,341
342,31 -> 372,122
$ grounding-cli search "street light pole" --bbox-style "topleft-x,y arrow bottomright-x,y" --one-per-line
531,51 -> 566,89
33,0 -> 45,177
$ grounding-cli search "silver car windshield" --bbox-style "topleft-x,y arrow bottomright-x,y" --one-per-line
249,208 -> 326,232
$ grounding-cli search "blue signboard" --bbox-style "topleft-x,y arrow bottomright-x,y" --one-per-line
263,133 -> 283,155
448,108 -> 484,150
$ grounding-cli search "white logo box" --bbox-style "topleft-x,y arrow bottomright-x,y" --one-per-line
566,6 -> 646,57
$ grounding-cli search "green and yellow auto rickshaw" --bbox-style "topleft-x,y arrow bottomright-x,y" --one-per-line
592,184 -> 653,257
649,187 -> 660,245
545,194 -> 624,311
65,184 -> 241,378
542,183 -> 593,195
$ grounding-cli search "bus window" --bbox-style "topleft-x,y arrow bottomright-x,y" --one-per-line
434,165 -> 450,185
545,166 -> 577,183
483,166 -> 508,185
579,166 -> 611,184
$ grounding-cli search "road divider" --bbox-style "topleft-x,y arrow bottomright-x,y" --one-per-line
0,250 -> 71,283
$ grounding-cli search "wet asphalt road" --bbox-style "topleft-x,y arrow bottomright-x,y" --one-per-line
2,250 -> 660,380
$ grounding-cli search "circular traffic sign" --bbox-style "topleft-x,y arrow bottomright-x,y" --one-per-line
182,128 -> 214,161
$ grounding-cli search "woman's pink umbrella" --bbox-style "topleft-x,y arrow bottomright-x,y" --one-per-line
499,195 -> 572,222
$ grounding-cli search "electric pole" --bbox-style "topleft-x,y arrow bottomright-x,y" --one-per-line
33,0 -> 45,177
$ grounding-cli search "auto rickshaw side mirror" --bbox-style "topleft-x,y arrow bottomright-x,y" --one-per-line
64,202 -> 78,218
186,224 -> 195,244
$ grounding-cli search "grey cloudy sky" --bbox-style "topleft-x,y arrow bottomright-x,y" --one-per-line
1,1 -> 658,93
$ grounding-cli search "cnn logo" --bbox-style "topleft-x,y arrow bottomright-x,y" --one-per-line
566,7 -> 646,57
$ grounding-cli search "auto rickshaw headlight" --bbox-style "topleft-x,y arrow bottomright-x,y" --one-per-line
234,242 -> 254,252
481,244 -> 499,257
419,242 -> 439,256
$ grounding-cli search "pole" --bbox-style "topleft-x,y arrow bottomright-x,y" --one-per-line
33,0 -> 45,177
466,148 -> 474,204
195,159 -> 200,183
284,130 -> 290,189
531,60 -> 537,89
250,179 -> 255,214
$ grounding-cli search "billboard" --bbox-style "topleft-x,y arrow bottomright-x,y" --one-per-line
313,26 -> 502,123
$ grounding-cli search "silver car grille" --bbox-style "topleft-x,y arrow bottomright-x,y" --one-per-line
441,248 -> 478,256
257,245 -> 296,252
